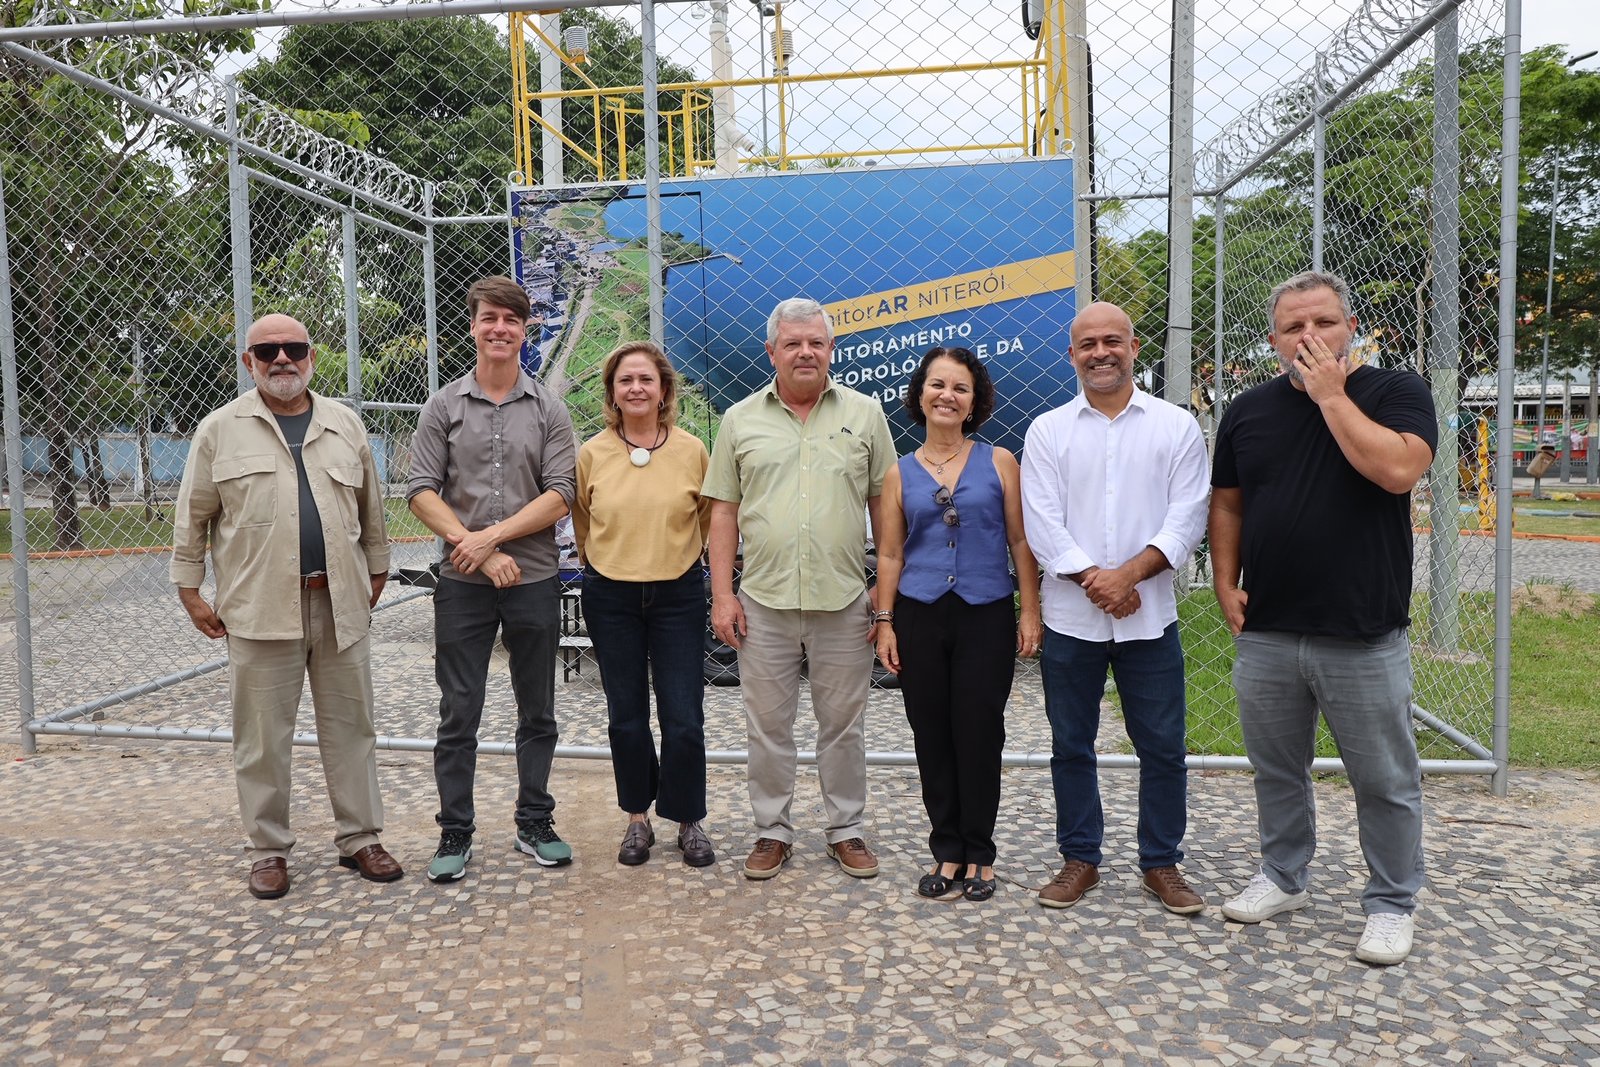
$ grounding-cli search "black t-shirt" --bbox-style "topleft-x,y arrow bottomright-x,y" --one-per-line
1211,366 -> 1438,638
273,406 -> 327,577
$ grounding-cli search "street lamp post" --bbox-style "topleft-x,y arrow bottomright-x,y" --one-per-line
1533,49 -> 1597,499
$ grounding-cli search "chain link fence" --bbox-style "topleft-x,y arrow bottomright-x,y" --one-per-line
2,0 -> 1513,782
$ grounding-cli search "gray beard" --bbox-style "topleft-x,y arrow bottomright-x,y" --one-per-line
255,369 -> 308,402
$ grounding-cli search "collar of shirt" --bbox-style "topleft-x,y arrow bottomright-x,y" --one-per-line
757,376 -> 839,413
239,388 -> 342,448
457,369 -> 536,403
1066,383 -> 1152,423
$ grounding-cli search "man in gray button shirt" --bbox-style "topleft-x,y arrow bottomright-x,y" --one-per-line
407,276 -> 578,882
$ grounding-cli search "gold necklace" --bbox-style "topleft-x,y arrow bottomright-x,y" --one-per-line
922,440 -> 966,476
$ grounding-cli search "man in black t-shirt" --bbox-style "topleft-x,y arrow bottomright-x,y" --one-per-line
1209,271 -> 1437,966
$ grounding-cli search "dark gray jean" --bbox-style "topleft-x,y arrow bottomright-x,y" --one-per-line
1233,627 -> 1426,915
432,576 -> 559,835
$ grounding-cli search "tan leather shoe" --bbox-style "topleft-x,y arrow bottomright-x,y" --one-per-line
1142,865 -> 1204,915
742,837 -> 792,880
1038,859 -> 1098,908
248,857 -> 289,900
337,843 -> 403,883
827,837 -> 880,878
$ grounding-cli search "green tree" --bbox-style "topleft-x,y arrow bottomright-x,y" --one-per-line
2,1 -> 262,548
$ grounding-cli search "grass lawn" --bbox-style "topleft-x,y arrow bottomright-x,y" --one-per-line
1508,495 -> 1600,538
2,497 -> 431,555
1109,584 -> 1600,771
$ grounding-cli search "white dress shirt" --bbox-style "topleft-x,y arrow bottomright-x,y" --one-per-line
1021,387 -> 1210,642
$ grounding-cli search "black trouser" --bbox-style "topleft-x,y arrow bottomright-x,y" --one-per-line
582,565 -> 708,822
893,592 -> 1015,867
432,576 -> 560,835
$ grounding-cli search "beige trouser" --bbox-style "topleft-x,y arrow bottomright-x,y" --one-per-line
737,591 -> 873,845
227,587 -> 383,861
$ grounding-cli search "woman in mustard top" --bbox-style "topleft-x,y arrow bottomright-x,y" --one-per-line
573,341 -> 716,867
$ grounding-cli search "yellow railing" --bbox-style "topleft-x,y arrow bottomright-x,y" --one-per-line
511,3 -> 1073,184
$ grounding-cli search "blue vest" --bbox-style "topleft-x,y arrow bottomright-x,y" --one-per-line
897,442 -> 1014,606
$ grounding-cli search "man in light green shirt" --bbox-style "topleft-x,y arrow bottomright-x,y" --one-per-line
704,298 -> 895,881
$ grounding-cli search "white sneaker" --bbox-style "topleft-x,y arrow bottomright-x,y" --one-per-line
1220,872 -> 1311,923
1355,912 -> 1414,965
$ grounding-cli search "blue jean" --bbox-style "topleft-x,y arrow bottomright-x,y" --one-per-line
582,564 -> 708,822
1233,628 -> 1425,916
1040,622 -> 1188,870
432,576 -> 559,835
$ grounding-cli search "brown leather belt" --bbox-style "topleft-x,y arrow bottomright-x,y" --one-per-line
300,573 -> 329,590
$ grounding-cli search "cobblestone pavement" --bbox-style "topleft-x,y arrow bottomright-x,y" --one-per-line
4,673 -> 1599,1065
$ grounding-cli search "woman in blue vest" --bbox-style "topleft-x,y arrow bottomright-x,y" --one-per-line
872,346 -> 1042,901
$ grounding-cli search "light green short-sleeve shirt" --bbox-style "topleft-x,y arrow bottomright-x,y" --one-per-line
703,380 -> 894,611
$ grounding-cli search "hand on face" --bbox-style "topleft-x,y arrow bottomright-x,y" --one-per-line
1292,334 -> 1351,404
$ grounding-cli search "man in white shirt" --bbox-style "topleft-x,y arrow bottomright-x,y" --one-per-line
1021,301 -> 1210,914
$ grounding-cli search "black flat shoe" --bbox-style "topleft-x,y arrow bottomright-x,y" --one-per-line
917,870 -> 959,898
963,875 -> 997,902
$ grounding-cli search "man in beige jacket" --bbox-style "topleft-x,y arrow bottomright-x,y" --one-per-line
172,313 -> 401,899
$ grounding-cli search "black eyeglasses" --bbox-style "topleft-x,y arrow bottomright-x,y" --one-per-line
248,341 -> 312,363
934,486 -> 960,527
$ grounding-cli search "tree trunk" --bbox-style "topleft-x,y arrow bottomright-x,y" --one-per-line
46,429 -> 83,550
82,434 -> 112,510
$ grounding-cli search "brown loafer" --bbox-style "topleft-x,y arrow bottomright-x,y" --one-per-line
743,837 -> 793,880
827,837 -> 880,878
248,857 -> 289,899
338,843 -> 404,883
1142,865 -> 1204,915
1038,859 -> 1098,909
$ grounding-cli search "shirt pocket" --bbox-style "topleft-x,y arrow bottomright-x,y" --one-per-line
211,453 -> 278,528
326,464 -> 366,535
815,432 -> 870,485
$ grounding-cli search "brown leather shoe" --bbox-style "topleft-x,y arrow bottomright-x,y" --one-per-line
742,837 -> 792,880
248,857 -> 289,899
827,837 -> 880,878
1142,865 -> 1204,915
1038,859 -> 1098,909
338,843 -> 404,883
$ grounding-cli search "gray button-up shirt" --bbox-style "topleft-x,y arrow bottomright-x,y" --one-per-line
407,370 -> 577,585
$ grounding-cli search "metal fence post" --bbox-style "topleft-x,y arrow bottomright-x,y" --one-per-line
342,208 -> 362,407
1426,11 -> 1462,652
641,0 -> 665,349
1164,0 -> 1195,410
1492,0 -> 1523,798
1311,109 -> 1326,271
0,164 -> 36,754
226,79 -> 254,392
423,184 -> 440,396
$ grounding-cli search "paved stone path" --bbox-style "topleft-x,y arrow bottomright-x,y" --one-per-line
4,684 -> 1599,1064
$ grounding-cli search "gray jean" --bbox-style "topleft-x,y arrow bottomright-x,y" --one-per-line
1233,628 -> 1425,915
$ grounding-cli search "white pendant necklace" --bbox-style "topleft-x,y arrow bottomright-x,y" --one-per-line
618,425 -> 667,467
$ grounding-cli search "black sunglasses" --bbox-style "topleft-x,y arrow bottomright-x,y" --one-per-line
934,485 -> 960,527
249,341 -> 312,363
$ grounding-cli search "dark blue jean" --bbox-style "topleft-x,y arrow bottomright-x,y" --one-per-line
433,576 -> 559,835
582,564 -> 708,822
1040,622 -> 1188,870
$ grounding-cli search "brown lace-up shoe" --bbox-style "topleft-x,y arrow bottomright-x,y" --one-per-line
743,837 -> 792,879
1038,859 -> 1099,909
1142,865 -> 1205,915
827,838 -> 880,878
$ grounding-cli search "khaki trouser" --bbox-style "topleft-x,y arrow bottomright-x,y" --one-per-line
737,591 -> 873,845
227,587 -> 383,861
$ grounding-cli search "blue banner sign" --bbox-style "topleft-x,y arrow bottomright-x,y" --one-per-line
513,158 -> 1079,452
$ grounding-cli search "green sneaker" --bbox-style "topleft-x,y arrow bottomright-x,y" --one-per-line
515,818 -> 573,867
427,830 -> 473,882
